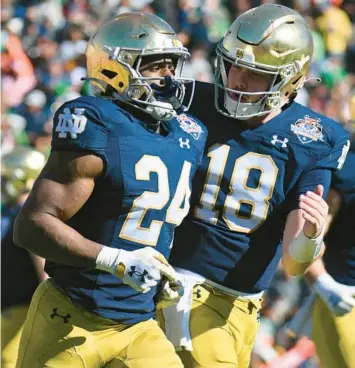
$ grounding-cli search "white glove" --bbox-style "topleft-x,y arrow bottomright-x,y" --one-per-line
96,246 -> 177,293
313,273 -> 355,316
156,277 -> 184,309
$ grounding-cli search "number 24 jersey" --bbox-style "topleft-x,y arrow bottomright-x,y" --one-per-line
46,96 -> 207,324
171,81 -> 350,293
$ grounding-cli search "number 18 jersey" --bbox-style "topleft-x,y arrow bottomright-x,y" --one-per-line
171,81 -> 350,293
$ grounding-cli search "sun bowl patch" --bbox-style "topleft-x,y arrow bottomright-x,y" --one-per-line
176,114 -> 202,140
291,115 -> 324,144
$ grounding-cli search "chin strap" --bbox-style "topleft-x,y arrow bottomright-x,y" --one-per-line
224,92 -> 266,120
101,76 -> 183,121
151,76 -> 184,114
147,100 -> 177,121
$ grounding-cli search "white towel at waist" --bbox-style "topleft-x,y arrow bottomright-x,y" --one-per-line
161,269 -> 205,351
162,268 -> 263,351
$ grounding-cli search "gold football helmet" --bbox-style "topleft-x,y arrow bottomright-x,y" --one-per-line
1,147 -> 46,203
86,12 -> 194,121
215,4 -> 314,119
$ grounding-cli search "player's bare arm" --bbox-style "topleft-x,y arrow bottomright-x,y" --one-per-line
303,188 -> 355,316
14,150 -> 105,268
304,257 -> 327,283
288,144 -> 355,366
14,148 -> 176,292
324,188 -> 342,233
304,186 -> 342,283
282,184 -> 328,275
296,187 -> 342,280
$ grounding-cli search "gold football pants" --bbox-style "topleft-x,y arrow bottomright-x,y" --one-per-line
16,279 -> 183,368
312,296 -> 355,368
1,304 -> 29,368
158,283 -> 262,368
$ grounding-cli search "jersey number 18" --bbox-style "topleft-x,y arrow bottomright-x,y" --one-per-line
196,144 -> 279,233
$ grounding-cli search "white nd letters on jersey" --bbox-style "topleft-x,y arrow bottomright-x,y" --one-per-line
56,108 -> 87,139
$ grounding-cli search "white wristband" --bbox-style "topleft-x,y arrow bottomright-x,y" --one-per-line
95,246 -> 121,273
313,273 -> 335,293
289,229 -> 324,264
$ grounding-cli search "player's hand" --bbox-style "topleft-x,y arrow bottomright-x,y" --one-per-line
299,185 -> 329,238
115,247 -> 177,293
313,273 -> 355,316
151,76 -> 184,113
156,277 -> 184,309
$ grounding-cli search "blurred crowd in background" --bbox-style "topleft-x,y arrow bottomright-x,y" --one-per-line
1,0 -> 355,367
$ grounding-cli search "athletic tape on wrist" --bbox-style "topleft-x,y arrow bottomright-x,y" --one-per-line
289,229 -> 324,264
95,246 -> 121,273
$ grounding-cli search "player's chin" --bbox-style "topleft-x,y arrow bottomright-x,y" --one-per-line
227,91 -> 249,103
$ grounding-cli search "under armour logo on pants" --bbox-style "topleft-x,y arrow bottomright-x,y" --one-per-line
50,308 -> 71,323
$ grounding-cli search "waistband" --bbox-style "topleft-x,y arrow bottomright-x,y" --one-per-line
174,267 -> 264,300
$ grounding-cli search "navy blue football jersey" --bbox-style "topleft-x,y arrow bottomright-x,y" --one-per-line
46,96 -> 207,324
171,81 -> 350,293
324,139 -> 355,285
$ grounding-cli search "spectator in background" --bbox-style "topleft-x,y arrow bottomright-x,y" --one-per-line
314,0 -> 352,57
31,37 -> 59,85
59,24 -> 87,62
182,47 -> 213,82
1,113 -> 27,157
176,0 -> 210,49
203,0 -> 230,45
1,1 -> 354,367
1,31 -> 36,108
13,89 -> 53,156
1,147 -> 47,368
305,16 -> 326,79
47,59 -> 71,96
16,89 -> 51,136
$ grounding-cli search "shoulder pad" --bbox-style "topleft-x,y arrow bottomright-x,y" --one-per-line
51,96 -> 110,161
294,106 -> 351,171
291,103 -> 349,147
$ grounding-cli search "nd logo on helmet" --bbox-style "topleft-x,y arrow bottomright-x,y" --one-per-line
172,39 -> 181,48
235,49 -> 244,59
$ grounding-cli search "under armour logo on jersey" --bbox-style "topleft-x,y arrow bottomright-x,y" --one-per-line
271,135 -> 289,148
56,108 -> 87,139
179,137 -> 190,149
50,308 -> 71,323
128,266 -> 149,283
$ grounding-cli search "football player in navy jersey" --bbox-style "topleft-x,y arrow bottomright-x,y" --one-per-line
13,13 -> 207,368
156,4 -> 350,368
300,135 -> 355,368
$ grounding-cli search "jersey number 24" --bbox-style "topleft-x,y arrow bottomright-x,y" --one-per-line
119,155 -> 192,246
